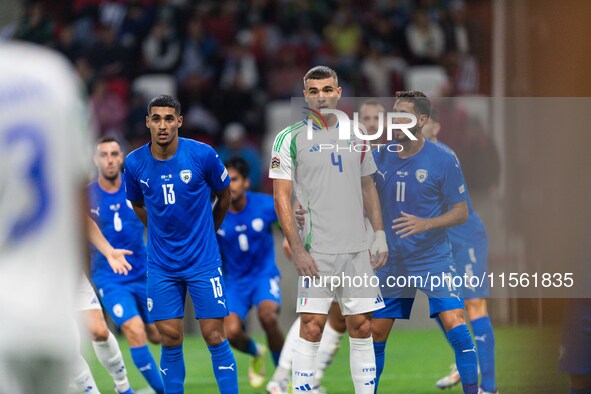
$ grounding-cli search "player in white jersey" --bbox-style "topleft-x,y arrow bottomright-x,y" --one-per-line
269,66 -> 388,394
267,100 -> 388,394
0,42 -> 93,394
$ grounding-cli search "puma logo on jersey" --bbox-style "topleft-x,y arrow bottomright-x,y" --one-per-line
377,170 -> 388,180
90,207 -> 100,217
450,293 -> 461,301
217,299 -> 227,308
140,179 -> 150,188
218,363 -> 235,371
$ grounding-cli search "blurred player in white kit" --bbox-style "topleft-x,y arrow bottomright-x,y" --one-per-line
0,42 -> 94,393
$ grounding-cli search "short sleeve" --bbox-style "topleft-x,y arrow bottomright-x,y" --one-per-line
269,130 -> 292,180
204,145 -> 230,192
360,148 -> 377,177
441,153 -> 467,205
124,157 -> 143,202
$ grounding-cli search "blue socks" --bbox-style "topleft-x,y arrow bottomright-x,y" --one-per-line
245,337 -> 259,357
471,316 -> 496,393
160,345 -> 185,394
272,351 -> 281,366
209,340 -> 239,394
130,345 -> 165,394
447,325 -> 478,394
373,341 -> 387,393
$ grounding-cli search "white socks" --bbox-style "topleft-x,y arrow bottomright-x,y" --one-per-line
314,321 -> 344,385
292,337 -> 320,392
73,354 -> 100,394
349,337 -> 376,394
92,332 -> 130,393
271,317 -> 301,382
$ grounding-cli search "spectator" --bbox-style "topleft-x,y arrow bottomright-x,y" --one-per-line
142,19 -> 181,73
405,8 -> 445,64
90,78 -> 128,138
14,2 -> 54,46
87,24 -> 131,78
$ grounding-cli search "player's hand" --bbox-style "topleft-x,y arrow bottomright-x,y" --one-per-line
392,211 -> 433,238
292,248 -> 320,277
295,207 -> 307,229
106,248 -> 133,275
370,230 -> 388,269
282,237 -> 292,260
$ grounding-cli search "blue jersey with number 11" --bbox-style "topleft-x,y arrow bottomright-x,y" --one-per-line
372,140 -> 467,261
124,138 -> 230,272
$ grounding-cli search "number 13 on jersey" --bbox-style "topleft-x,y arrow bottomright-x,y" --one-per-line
162,184 -> 176,205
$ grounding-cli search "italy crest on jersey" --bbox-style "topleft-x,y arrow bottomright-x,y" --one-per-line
416,169 -> 428,183
180,169 -> 192,184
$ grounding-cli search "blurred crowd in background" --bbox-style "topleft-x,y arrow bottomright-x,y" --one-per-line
2,0 -> 496,193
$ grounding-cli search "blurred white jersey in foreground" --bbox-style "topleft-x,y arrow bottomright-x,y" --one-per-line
0,42 -> 92,393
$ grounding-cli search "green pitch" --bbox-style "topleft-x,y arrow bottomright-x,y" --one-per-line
87,326 -> 567,393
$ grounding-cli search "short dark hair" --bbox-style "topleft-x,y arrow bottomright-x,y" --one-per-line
360,99 -> 386,110
394,91 -> 431,117
147,95 -> 181,115
303,66 -> 338,86
224,157 -> 250,179
96,136 -> 121,147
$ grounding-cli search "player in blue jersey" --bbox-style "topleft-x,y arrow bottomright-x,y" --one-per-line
215,157 -> 285,388
371,91 -> 479,394
87,137 -> 165,393
124,95 -> 238,394
422,109 -> 498,394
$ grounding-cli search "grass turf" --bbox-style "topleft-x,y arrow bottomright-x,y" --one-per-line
87,325 -> 567,393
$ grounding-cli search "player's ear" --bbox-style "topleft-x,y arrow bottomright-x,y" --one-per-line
336,86 -> 342,99
177,115 -> 183,128
245,177 -> 250,190
145,116 -> 150,129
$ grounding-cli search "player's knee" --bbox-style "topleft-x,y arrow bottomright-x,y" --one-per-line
224,321 -> 242,343
203,328 -> 226,346
300,320 -> 324,342
347,317 -> 371,339
121,322 -> 147,347
258,307 -> 279,330
91,325 -> 110,342
465,299 -> 487,321
158,327 -> 183,347
148,330 -> 162,345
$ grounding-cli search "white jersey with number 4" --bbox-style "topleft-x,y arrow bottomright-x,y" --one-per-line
0,43 -> 92,357
269,120 -> 376,254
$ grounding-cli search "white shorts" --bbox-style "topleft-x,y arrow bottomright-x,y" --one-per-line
74,275 -> 101,311
296,249 -> 384,316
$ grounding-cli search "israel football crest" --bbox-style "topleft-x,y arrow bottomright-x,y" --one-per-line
415,169 -> 428,183
180,169 -> 192,184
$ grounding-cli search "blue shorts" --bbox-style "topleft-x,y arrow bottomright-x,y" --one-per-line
226,274 -> 281,321
147,265 -> 229,321
95,279 -> 152,328
559,299 -> 591,375
374,257 -> 464,319
452,235 -> 489,299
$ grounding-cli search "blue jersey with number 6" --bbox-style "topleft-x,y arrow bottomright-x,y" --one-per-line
372,140 -> 467,261
216,192 -> 280,280
88,178 -> 147,284
124,138 -> 230,272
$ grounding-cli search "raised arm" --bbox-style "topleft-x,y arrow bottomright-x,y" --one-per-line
86,216 -> 133,275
